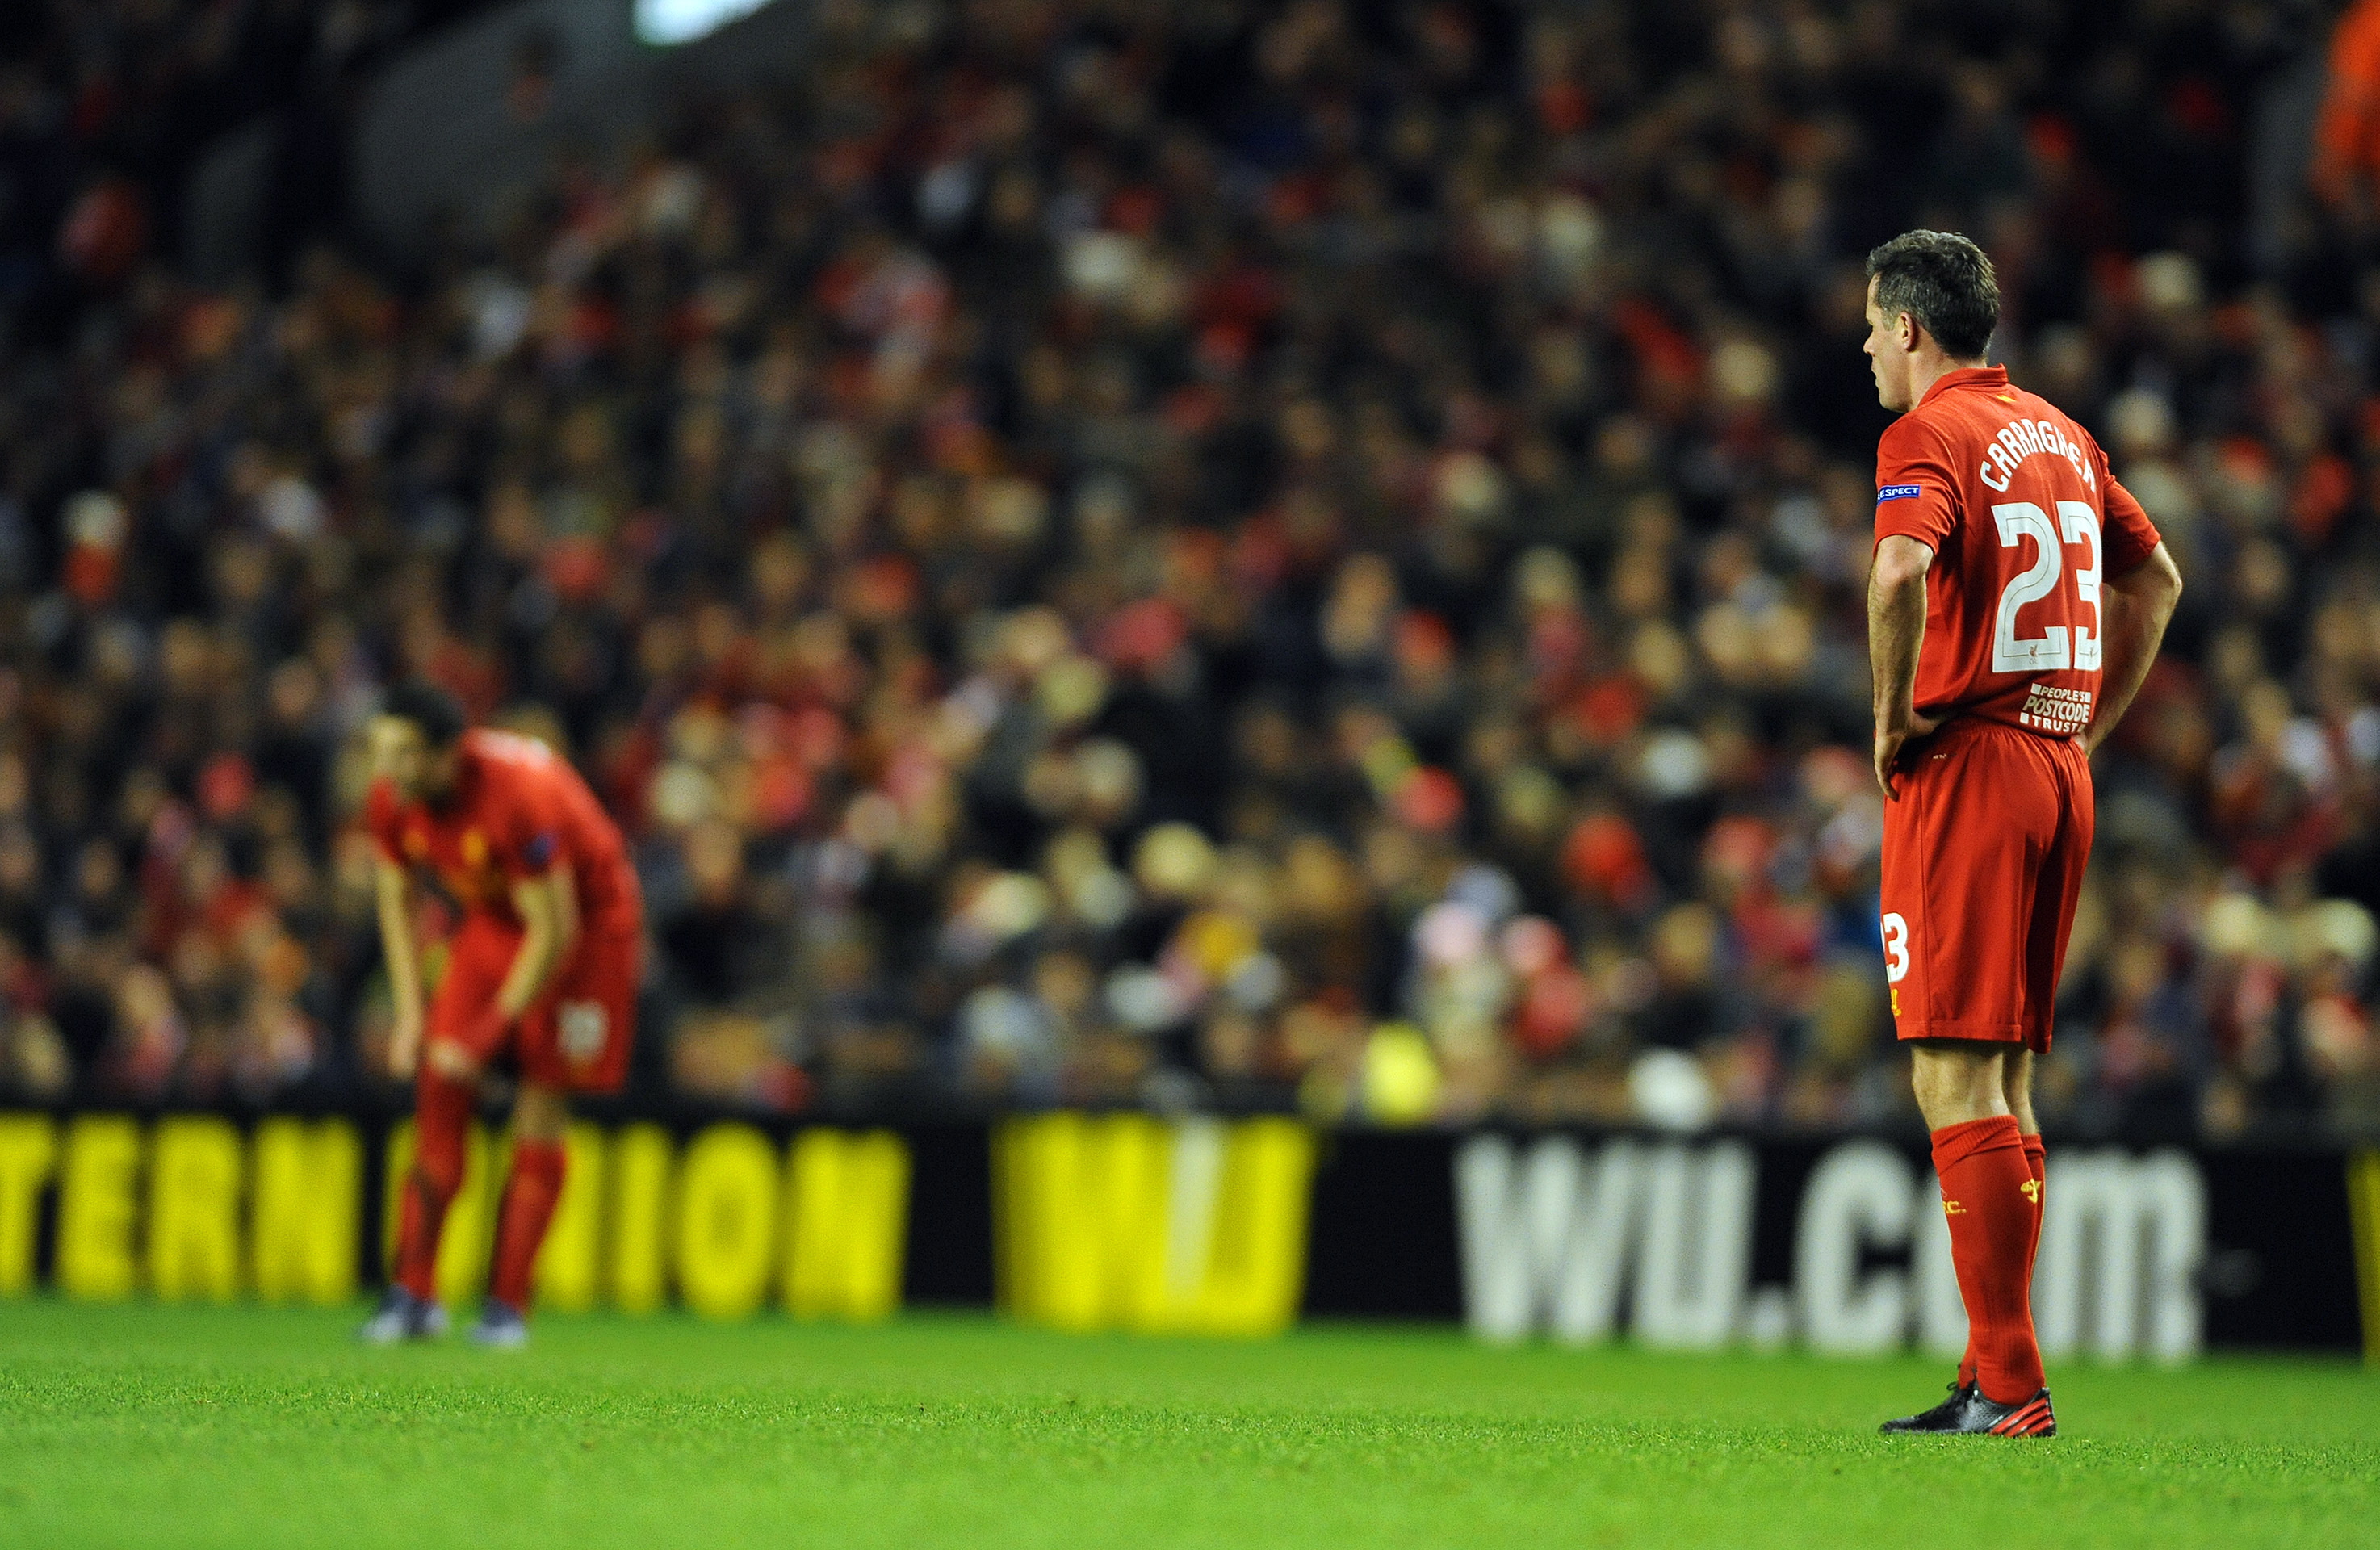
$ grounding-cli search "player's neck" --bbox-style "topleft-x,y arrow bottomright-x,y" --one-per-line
1903,353 -> 1992,408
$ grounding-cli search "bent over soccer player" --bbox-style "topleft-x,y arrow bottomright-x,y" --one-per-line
1862,232 -> 2182,1435
359,683 -> 644,1348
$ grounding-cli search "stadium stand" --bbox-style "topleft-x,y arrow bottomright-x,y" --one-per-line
0,0 -> 2372,1145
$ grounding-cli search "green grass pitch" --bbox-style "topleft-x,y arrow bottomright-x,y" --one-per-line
2,1301 -> 2375,1548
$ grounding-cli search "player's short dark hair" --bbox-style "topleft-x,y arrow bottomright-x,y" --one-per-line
1865,230 -> 1999,360
379,680 -> 469,748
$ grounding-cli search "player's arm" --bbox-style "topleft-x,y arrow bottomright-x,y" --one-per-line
374,857 -> 426,1077
2082,540 -> 2183,757
1868,534 -> 1941,800
490,866 -> 580,1028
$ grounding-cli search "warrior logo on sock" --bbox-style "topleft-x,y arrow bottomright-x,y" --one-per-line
2020,1178 -> 2042,1204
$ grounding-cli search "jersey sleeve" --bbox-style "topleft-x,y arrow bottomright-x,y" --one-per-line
2100,475 -> 2163,577
487,771 -> 566,883
1872,415 -> 1961,552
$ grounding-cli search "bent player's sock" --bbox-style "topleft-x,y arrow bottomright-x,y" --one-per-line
393,1070 -> 473,1301
1930,1116 -> 2044,1406
1957,1130 -> 2047,1390
487,1139 -> 567,1313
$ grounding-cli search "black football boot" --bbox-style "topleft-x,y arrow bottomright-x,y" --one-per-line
1879,1383 -> 2056,1437
1879,1380 -> 1975,1433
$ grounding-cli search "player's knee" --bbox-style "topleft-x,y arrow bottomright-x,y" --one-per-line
2001,1052 -> 2037,1125
1909,1044 -> 2008,1126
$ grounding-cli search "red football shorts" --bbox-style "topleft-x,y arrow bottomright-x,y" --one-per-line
1879,716 -> 2093,1052
428,914 -> 642,1093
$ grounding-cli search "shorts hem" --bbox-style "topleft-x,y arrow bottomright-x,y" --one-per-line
1893,1020 -> 2027,1043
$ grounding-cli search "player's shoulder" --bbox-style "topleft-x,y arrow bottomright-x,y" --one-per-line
2001,379 -> 2080,426
1877,402 -> 1959,463
1904,375 -> 2006,436
463,728 -> 562,782
471,730 -> 595,821
464,726 -> 533,761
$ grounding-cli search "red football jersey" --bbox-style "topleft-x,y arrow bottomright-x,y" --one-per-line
367,729 -> 641,937
1873,366 -> 2163,737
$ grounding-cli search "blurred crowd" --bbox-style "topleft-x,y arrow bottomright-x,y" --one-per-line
0,0 -> 2375,1142
0,0 -> 501,316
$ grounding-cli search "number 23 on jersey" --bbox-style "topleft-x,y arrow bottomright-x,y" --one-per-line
1990,501 -> 2100,673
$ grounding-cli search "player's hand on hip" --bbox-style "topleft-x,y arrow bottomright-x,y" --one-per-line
1873,709 -> 1942,801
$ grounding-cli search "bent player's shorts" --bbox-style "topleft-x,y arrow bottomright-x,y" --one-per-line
429,913 -> 643,1093
1879,716 -> 2093,1053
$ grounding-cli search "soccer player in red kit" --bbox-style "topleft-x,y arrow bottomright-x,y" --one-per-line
358,682 -> 643,1348
1863,232 -> 2183,1435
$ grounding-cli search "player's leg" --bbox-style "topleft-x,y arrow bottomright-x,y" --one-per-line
476,1080 -> 568,1349
392,1050 -> 476,1299
1952,1047 -> 2041,1386
1888,1039 -> 2051,1433
1880,727 -> 2054,1435
1910,1037 -> 2031,1332
366,922 -> 513,1343
360,1053 -> 473,1343
2000,1047 -> 2038,1133
473,932 -> 635,1347
2004,1048 -> 2045,1295
1910,1042 -> 2009,1125
2004,739 -> 2091,1367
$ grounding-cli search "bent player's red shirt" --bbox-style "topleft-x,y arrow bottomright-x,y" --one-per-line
366,729 -> 642,939
1873,366 -> 2163,738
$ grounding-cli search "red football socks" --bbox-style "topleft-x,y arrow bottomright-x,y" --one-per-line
488,1140 -> 568,1313
1932,1116 -> 2045,1405
1957,1129 -> 2047,1390
2021,1132 -> 2046,1284
393,1070 -> 474,1301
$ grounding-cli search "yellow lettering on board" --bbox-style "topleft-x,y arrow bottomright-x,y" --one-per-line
607,1124 -> 673,1313
785,1129 -> 910,1322
58,1116 -> 141,1301
2349,1150 -> 2380,1368
148,1116 -> 243,1302
1175,1118 -> 1316,1337
250,1118 -> 361,1305
674,1125 -> 777,1320
995,1112 -> 1170,1332
0,1115 -> 57,1296
995,1114 -> 1315,1337
533,1123 -> 607,1313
